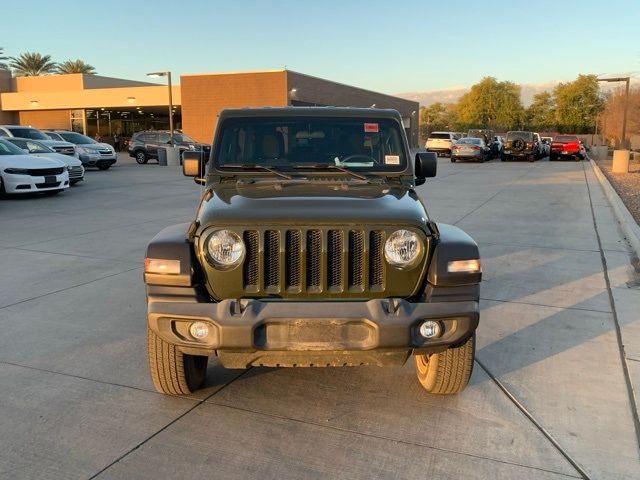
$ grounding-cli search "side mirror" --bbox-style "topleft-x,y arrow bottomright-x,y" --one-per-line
415,151 -> 437,185
182,151 -> 206,185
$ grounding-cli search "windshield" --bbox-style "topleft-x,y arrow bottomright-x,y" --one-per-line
0,139 -> 30,155
174,133 -> 195,143
59,132 -> 96,144
506,131 -> 533,141
6,127 -> 50,140
216,117 -> 407,172
8,139 -> 53,153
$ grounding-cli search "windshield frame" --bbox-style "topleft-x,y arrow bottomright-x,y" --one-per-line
211,115 -> 411,177
6,127 -> 51,141
58,132 -> 97,145
0,138 -> 32,155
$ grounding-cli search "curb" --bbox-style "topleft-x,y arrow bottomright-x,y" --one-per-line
589,158 -> 640,257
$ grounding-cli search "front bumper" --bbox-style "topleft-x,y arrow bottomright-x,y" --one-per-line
78,153 -> 102,166
148,297 -> 479,357
2,172 -> 69,194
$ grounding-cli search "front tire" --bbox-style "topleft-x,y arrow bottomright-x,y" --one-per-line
147,327 -> 208,395
451,157 -> 456,163
97,164 -> 111,170
415,334 -> 475,394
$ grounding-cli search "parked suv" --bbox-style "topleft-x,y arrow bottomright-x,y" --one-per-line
144,107 -> 482,396
425,132 -> 456,156
502,131 -> 540,162
46,131 -> 116,170
128,130 -> 208,164
0,125 -> 76,156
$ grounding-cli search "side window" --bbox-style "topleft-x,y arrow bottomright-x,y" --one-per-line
0,129 -> 8,137
158,133 -> 170,144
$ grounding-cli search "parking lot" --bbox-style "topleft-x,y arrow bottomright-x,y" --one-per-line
1,153 -> 639,479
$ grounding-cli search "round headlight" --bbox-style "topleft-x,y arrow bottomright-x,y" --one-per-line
384,229 -> 422,268
206,230 -> 245,268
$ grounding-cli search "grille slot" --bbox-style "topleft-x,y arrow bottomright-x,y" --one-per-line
369,231 -> 385,288
264,230 -> 280,289
306,230 -> 322,290
285,230 -> 301,289
349,230 -> 365,289
243,231 -> 259,288
28,168 -> 64,176
327,230 -> 343,290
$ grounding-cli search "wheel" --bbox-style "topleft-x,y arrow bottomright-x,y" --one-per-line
415,334 -> 475,394
135,151 -> 148,164
550,154 -> 557,161
147,327 -> 208,395
528,154 -> 536,162
451,158 -> 456,163
97,164 -> 111,170
0,179 -> 7,198
500,155 -> 507,162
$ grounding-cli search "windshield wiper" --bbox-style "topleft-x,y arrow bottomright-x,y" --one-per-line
223,164 -> 292,180
294,164 -> 369,181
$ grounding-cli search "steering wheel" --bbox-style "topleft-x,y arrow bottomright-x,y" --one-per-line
339,154 -> 377,164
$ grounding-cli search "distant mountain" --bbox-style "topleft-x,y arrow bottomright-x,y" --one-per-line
396,81 -> 562,107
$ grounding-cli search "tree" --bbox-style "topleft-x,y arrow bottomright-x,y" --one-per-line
456,77 -> 525,130
419,102 -> 459,140
10,52 -> 57,76
526,91 -> 556,131
57,59 -> 97,75
553,74 -> 603,133
600,85 -> 640,146
0,47 -> 8,70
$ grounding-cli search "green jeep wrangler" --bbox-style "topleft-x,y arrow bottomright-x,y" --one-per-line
144,107 -> 481,396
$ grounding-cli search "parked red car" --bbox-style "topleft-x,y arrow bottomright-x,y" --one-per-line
550,135 -> 583,161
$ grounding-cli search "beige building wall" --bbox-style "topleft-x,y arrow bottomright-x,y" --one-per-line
180,71 -> 288,143
19,110 -> 71,130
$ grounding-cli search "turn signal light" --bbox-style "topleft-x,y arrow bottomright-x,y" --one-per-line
447,259 -> 481,273
145,258 -> 180,275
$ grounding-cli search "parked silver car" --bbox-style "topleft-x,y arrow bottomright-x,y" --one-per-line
0,125 -> 76,156
451,137 -> 490,163
46,131 -> 116,170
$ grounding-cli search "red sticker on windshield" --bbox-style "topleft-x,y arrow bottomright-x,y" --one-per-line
364,123 -> 379,132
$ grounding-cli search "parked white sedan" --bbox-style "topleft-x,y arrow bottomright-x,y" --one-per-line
6,138 -> 84,185
0,139 -> 69,196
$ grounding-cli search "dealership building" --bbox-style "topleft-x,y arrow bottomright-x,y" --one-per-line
0,69 -> 419,146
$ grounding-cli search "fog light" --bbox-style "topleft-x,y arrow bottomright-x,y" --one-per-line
419,320 -> 442,339
189,321 -> 210,340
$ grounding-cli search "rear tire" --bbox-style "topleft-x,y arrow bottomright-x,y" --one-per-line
135,151 -> 148,164
415,334 -> 475,394
147,327 -> 208,395
97,164 -> 111,170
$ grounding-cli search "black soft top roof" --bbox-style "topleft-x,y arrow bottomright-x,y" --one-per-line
219,106 -> 404,122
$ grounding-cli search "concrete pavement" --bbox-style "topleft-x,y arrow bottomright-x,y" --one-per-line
0,154 -> 638,479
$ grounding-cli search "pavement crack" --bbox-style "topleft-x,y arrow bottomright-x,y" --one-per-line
475,359 -> 591,479
207,400 -> 581,479
582,162 -> 640,452
0,266 -> 141,311
480,296 -> 611,314
86,368 -> 253,480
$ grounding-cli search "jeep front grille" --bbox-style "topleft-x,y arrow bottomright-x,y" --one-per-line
237,227 -> 393,296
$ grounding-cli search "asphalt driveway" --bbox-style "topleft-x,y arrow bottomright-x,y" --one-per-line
0,154 -> 638,479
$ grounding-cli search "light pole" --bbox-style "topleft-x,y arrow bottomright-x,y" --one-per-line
597,76 -> 630,149
147,71 -> 174,146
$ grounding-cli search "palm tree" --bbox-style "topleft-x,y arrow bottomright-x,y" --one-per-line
0,48 -> 8,70
10,52 -> 57,76
57,59 -> 97,75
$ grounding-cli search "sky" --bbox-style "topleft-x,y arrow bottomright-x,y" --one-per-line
2,0 -> 639,96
